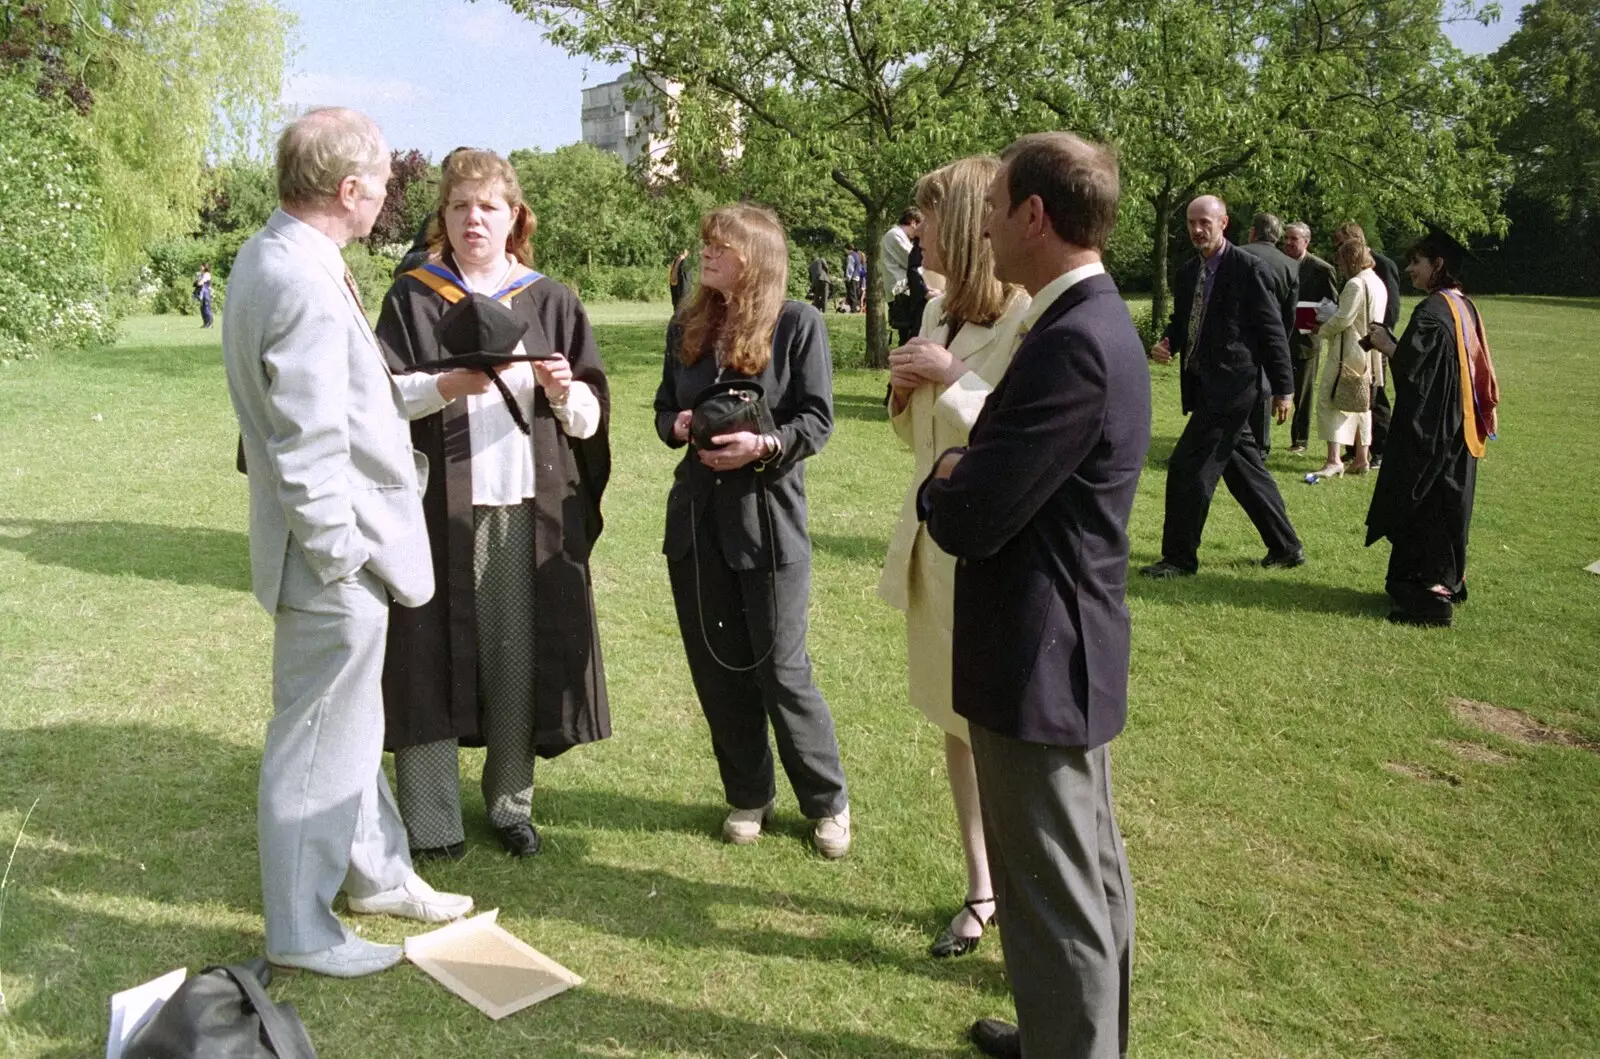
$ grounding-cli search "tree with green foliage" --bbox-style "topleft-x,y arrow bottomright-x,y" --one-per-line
1027,0 -> 1512,327
0,0 -> 295,275
509,0 -> 1043,365
1494,0 -> 1599,236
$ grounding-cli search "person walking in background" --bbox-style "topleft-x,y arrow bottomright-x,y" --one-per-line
1144,195 -> 1302,579
881,207 -> 924,345
655,204 -> 852,858
807,253 -> 833,312
843,244 -> 865,312
1364,226 -> 1498,627
880,154 -> 1031,961
669,248 -> 691,309
375,148 -> 612,863
1283,222 -> 1339,454
194,263 -> 214,328
1236,212 -> 1299,457
1308,228 -> 1388,480
920,132 -> 1146,1059
1334,222 -> 1402,466
222,107 -> 476,979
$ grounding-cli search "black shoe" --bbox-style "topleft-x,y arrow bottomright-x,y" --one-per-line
969,1018 -> 1022,1058
930,897 -> 994,959
1261,548 -> 1306,569
1139,560 -> 1195,579
497,821 -> 542,857
411,842 -> 465,862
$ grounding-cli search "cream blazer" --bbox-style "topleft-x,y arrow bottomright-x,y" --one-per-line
877,293 -> 1032,612
1316,269 -> 1388,383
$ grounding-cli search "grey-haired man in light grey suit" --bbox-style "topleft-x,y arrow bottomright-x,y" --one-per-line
224,107 -> 488,978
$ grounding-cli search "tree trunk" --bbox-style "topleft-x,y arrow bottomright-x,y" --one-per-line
1150,188 -> 1174,336
862,204 -> 891,368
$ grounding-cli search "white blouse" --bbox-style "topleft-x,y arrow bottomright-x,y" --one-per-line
466,351 -> 600,506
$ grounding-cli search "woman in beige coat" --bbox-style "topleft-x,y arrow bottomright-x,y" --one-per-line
1311,232 -> 1388,479
878,155 -> 1029,958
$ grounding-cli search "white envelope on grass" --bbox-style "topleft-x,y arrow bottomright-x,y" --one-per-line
106,967 -> 187,1059
405,909 -> 581,1020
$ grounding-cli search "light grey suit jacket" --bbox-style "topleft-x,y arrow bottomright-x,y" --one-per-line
224,209 -> 446,612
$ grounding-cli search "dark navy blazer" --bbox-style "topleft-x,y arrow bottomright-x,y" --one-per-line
1165,243 -> 1294,416
919,272 -> 1151,750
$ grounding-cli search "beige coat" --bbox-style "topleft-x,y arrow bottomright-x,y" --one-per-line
877,293 -> 1031,738
1315,269 -> 1387,446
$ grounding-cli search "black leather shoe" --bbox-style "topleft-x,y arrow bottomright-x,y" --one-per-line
1261,548 -> 1306,569
1139,560 -> 1195,579
497,822 -> 542,857
969,1018 -> 1022,1058
929,897 -> 994,959
411,842 -> 465,862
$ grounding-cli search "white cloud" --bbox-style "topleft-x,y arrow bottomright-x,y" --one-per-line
281,71 -> 439,108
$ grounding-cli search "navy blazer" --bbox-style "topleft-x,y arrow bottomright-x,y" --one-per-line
1164,243 -> 1294,415
919,272 -> 1151,749
654,300 -> 834,570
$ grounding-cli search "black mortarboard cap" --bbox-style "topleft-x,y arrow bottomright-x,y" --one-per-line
1415,222 -> 1479,266
415,292 -> 548,373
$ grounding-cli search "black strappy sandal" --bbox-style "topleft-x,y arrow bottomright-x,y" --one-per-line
930,897 -> 995,959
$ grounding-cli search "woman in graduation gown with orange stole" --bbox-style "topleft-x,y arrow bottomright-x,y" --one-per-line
374,148 -> 611,859
1364,226 -> 1499,628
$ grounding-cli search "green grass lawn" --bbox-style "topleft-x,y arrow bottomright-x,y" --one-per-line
1,297 -> 1597,1058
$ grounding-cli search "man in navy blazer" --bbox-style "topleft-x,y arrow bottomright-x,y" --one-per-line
1144,195 -> 1302,577
919,132 -> 1149,1059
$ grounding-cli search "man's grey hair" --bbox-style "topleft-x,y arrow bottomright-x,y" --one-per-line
1251,212 -> 1284,244
277,107 -> 387,206
1285,221 -> 1311,239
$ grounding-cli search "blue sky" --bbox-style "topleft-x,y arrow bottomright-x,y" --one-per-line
279,0 -> 1528,161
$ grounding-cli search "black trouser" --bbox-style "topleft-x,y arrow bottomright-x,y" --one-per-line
1249,385 -> 1272,457
1290,352 -> 1318,447
667,519 -> 849,818
808,281 -> 831,312
1370,381 -> 1391,458
1160,398 -> 1301,571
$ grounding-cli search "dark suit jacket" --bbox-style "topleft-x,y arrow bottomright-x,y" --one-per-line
654,300 -> 833,570
1164,242 -> 1294,415
918,272 -> 1151,750
1372,252 -> 1402,329
1293,253 -> 1339,359
1237,239 -> 1300,342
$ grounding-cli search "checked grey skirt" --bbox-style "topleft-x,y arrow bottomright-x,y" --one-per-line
393,502 -> 539,850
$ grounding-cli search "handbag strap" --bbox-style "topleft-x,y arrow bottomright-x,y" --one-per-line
207,964 -> 315,1059
688,475 -> 780,673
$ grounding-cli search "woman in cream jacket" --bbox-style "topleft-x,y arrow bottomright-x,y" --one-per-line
878,155 -> 1029,959
1311,232 -> 1388,479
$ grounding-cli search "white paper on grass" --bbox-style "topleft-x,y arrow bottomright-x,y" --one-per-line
1586,560 -> 1600,575
106,967 -> 187,1059
405,909 -> 581,1020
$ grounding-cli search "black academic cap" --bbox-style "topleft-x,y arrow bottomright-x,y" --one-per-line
1414,222 -> 1479,265
415,292 -> 542,373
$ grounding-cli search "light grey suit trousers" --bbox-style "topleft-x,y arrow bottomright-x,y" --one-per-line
969,726 -> 1134,1059
260,542 -> 413,954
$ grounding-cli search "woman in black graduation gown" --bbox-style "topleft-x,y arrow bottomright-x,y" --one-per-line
654,204 -> 852,858
1364,228 -> 1500,627
375,149 -> 611,858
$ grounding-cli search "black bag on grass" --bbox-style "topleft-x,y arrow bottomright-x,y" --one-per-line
123,958 -> 316,1059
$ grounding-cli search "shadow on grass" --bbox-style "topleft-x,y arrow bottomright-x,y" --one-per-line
75,342 -> 222,377
833,394 -> 890,423
0,518 -> 249,592
812,533 -> 889,563
1128,568 -> 1389,617
1493,295 -> 1600,314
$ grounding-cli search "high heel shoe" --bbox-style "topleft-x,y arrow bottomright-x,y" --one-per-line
930,897 -> 995,959
1304,463 -> 1344,484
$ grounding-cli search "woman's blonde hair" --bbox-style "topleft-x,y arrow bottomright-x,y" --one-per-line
915,155 -> 1018,328
678,204 -> 788,375
1335,227 -> 1375,278
427,149 -> 537,266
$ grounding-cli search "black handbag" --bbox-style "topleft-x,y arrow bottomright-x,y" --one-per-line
689,379 -> 776,451
123,959 -> 317,1059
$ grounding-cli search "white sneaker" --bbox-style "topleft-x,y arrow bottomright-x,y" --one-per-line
268,935 -> 403,978
813,806 -> 851,859
722,803 -> 774,845
347,873 -> 473,923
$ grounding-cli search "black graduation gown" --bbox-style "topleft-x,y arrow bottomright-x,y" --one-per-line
374,269 -> 612,756
1365,292 -> 1477,593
